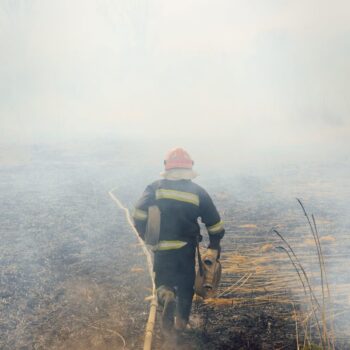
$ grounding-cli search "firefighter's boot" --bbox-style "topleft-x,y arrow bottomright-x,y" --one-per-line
175,316 -> 188,332
157,286 -> 176,333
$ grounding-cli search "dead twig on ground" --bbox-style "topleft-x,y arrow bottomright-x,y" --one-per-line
88,324 -> 126,348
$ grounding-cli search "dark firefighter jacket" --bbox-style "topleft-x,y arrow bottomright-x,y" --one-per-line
132,179 -> 225,250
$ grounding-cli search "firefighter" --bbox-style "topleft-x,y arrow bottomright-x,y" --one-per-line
132,147 -> 225,333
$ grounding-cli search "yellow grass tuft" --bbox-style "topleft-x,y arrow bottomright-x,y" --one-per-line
319,235 -> 336,242
304,238 -> 315,246
131,266 -> 144,273
260,243 -> 274,253
239,224 -> 257,229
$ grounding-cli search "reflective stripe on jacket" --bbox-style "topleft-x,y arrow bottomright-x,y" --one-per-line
132,179 -> 225,249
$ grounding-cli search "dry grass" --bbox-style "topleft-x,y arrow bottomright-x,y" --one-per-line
192,200 -> 346,349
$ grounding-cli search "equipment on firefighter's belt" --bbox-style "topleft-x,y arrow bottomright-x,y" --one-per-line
195,248 -> 222,299
144,205 -> 161,246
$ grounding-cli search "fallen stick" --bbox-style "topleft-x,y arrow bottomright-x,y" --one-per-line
88,325 -> 126,348
219,273 -> 253,297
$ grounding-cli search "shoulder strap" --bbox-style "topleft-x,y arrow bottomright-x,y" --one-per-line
196,235 -> 204,277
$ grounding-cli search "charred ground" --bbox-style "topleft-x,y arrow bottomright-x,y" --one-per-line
0,142 -> 349,349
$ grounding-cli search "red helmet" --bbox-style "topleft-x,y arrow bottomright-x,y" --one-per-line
164,147 -> 194,170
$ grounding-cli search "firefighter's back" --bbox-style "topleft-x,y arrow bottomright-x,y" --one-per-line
150,178 -> 203,243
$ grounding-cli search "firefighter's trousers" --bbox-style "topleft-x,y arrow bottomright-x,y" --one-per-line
154,242 -> 196,322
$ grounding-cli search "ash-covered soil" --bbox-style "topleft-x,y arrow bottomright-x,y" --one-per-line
1,142 -> 349,350
0,157 -> 151,350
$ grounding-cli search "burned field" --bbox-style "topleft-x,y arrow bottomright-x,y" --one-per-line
152,190 -> 350,349
187,173 -> 350,350
0,154 -> 151,350
1,143 -> 350,349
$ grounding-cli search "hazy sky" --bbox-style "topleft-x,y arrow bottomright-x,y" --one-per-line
1,0 -> 349,158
